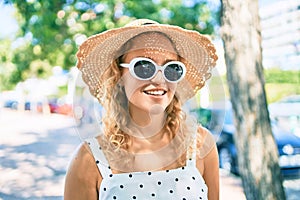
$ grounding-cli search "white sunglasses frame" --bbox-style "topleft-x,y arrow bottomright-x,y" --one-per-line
120,57 -> 186,83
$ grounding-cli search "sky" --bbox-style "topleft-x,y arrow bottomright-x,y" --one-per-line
0,3 -> 19,39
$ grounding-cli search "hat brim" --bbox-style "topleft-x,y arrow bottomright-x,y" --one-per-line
77,24 -> 217,103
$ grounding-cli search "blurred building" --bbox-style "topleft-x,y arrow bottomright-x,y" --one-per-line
259,0 -> 300,70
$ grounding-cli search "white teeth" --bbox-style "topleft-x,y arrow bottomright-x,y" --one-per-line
144,90 -> 165,96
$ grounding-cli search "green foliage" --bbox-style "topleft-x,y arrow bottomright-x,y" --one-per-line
211,70 -> 300,104
1,0 -> 220,90
263,68 -> 300,103
0,39 -> 16,90
265,83 -> 300,103
264,68 -> 300,84
192,107 -> 212,126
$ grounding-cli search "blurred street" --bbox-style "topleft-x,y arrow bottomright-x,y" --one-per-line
0,108 -> 79,199
0,108 -> 299,200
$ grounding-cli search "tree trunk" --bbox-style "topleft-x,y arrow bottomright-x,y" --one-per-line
220,0 -> 286,199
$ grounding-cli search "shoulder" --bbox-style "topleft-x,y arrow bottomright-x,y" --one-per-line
68,142 -> 101,178
196,125 -> 217,157
65,142 -> 102,191
196,126 -> 220,199
197,125 -> 211,140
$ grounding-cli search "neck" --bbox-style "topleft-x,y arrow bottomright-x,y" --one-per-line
128,111 -> 170,154
128,104 -> 167,139
128,126 -> 171,156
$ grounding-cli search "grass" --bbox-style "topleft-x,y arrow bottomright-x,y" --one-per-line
265,83 -> 300,104
204,76 -> 300,105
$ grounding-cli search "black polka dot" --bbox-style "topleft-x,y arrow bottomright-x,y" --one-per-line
157,181 -> 161,185
148,172 -> 152,175
113,196 -> 116,199
108,166 -> 111,169
199,197 -> 202,199
87,142 -> 90,145
103,187 -> 106,191
182,167 -> 185,170
139,184 -> 143,188
187,186 -> 190,190
132,196 -> 136,199
201,188 -> 204,192
192,176 -> 196,180
99,146 -> 102,150
109,174 -> 113,177
166,170 -> 169,173
169,190 -> 173,193
175,178 -> 179,182
129,174 -> 133,178
151,193 -> 155,197
120,185 -> 124,189
183,198 -> 186,200
96,160 -> 99,164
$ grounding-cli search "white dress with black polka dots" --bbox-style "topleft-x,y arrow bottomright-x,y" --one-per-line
86,137 -> 208,200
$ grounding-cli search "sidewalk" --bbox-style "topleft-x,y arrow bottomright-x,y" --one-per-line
220,170 -> 246,199
0,109 -> 79,199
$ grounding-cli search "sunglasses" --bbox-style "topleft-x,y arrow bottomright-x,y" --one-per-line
120,57 -> 186,83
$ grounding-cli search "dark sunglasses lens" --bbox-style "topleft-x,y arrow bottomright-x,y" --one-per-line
164,64 -> 184,82
134,60 -> 156,79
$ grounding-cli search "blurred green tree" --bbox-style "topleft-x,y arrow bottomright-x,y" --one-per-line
0,39 -> 16,90
2,0 -> 219,87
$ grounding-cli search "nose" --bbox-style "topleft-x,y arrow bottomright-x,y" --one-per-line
150,71 -> 165,84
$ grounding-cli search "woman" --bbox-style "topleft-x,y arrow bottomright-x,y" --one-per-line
64,19 -> 219,200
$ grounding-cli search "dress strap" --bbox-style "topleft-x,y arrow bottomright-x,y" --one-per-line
85,137 -> 112,178
186,132 -> 197,167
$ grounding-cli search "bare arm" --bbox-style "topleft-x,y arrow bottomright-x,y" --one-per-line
203,144 -> 219,200
64,143 -> 102,200
196,127 -> 220,200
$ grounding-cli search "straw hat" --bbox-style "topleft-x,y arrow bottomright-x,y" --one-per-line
76,19 -> 218,103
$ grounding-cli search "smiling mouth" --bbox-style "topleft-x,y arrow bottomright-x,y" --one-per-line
143,89 -> 167,96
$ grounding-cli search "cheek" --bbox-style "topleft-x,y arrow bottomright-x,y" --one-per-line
167,83 -> 177,96
121,72 -> 145,100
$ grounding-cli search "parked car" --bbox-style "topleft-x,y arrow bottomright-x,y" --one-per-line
193,101 -> 300,178
268,95 -> 300,117
48,96 -> 74,116
3,98 -> 43,112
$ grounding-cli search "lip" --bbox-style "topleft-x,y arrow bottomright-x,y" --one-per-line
143,89 -> 167,96
142,86 -> 168,98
